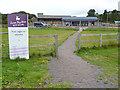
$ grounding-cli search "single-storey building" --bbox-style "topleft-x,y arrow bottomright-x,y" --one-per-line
37,13 -> 70,25
37,13 -> 100,27
62,17 -> 100,27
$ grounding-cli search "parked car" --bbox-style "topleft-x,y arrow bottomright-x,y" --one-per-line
34,22 -> 44,27
34,22 -> 51,27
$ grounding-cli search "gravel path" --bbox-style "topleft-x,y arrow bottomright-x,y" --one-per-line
48,27 -> 116,88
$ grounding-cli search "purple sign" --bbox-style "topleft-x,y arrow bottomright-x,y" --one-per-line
8,14 -> 28,27
8,14 -> 29,59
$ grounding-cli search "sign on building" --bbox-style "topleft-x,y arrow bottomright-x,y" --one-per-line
8,14 -> 29,59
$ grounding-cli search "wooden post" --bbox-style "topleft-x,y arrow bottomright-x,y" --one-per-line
100,34 -> 102,47
117,33 -> 119,44
78,34 -> 81,49
55,35 -> 58,58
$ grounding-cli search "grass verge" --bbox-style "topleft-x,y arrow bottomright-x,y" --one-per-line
75,28 -> 118,86
2,57 -> 73,88
2,27 -> 76,88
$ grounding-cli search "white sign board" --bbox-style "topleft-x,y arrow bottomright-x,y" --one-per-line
8,14 -> 29,59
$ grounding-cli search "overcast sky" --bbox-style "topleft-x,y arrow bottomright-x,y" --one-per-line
0,0 -> 119,17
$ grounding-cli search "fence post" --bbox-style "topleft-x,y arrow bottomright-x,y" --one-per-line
55,35 -> 58,58
78,34 -> 81,49
117,33 -> 119,44
100,34 -> 102,47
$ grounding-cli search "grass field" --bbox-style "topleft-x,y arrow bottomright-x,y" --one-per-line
1,27 -> 76,88
76,28 -> 118,49
2,27 -> 76,56
75,28 -> 119,86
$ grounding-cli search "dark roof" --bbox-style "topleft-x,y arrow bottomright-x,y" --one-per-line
62,17 -> 100,21
38,15 -> 71,19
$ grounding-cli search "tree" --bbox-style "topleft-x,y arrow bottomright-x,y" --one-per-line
12,11 -> 28,14
102,9 -> 108,23
110,10 -> 119,22
2,14 -> 7,24
1,11 -> 37,24
12,11 -> 37,20
87,9 -> 96,17
89,9 -> 120,23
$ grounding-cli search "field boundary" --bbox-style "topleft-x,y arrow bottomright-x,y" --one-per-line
1,32 -> 58,58
78,33 -> 120,49
29,35 -> 58,57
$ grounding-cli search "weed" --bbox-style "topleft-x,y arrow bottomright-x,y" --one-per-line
104,81 -> 108,84
98,78 -> 102,80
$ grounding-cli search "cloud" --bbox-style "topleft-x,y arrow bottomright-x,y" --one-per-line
0,0 -> 119,16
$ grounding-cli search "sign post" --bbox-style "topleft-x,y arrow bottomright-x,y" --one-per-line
8,14 -> 29,59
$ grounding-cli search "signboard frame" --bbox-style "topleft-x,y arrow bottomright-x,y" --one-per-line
8,14 -> 29,59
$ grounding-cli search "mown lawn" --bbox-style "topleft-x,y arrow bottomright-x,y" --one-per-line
2,27 -> 76,88
75,28 -> 118,86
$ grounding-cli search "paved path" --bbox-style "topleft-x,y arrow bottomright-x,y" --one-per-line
48,27 -> 115,88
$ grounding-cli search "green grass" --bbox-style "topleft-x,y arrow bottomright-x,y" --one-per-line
84,27 -> 118,31
2,27 -> 76,57
2,57 -> 73,88
0,62 -> 1,89
76,46 -> 118,79
75,28 -> 118,86
0,27 -> 2,89
1,27 -> 76,88
76,28 -> 118,49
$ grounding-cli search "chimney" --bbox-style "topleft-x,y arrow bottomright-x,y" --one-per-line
37,13 -> 43,17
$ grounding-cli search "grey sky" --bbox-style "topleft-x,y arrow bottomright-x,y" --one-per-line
0,0 -> 119,17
